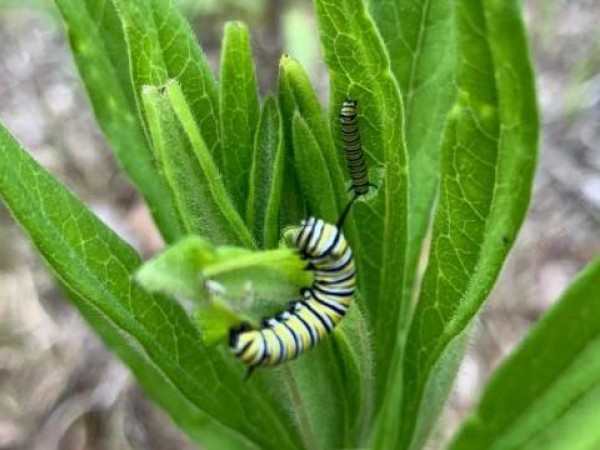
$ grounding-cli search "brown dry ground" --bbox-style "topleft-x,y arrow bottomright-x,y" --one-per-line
0,1 -> 599,449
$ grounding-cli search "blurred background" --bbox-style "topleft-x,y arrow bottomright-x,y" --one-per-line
0,0 -> 599,448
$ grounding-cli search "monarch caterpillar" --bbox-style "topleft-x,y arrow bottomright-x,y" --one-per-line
229,201 -> 356,376
340,99 -> 372,196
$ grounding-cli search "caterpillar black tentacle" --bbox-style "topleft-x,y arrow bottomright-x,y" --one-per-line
229,211 -> 356,375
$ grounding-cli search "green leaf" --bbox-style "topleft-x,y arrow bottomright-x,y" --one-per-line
137,235 -> 312,346
278,56 -> 349,220
111,0 -> 221,159
0,123 -> 302,450
292,113 -> 337,222
367,0 -> 456,317
450,256 -> 600,450
192,300 -> 241,347
142,81 -> 254,247
246,96 -> 285,249
276,57 -> 311,227
396,1 -> 539,448
219,21 -> 261,214
54,0 -> 182,242
135,235 -> 217,302
313,0 -> 409,410
59,283 -> 258,450
136,235 -> 311,316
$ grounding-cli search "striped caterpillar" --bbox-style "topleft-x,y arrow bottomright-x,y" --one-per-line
229,201 -> 356,376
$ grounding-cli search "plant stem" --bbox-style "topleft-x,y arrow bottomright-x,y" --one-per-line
282,365 -> 320,450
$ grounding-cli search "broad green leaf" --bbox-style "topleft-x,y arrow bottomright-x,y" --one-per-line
450,256 -> 600,450
367,0 -> 456,319
111,0 -> 221,159
54,0 -> 182,242
59,284 -> 257,450
396,1 -> 539,448
137,235 -> 311,346
219,21 -> 260,214
136,235 -> 311,316
142,81 -> 254,247
292,113 -> 337,222
313,0 -> 409,410
365,2 -> 456,442
246,96 -> 285,249
0,123 -> 302,450
276,57 -> 309,227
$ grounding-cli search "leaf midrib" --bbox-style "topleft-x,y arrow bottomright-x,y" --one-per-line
405,0 -> 432,116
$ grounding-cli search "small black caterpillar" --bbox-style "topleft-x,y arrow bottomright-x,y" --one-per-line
340,99 -> 372,197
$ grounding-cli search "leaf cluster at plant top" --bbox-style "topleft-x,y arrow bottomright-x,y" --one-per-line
2,0 -> 600,449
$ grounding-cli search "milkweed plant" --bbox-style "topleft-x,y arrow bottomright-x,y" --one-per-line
2,0 -> 600,449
